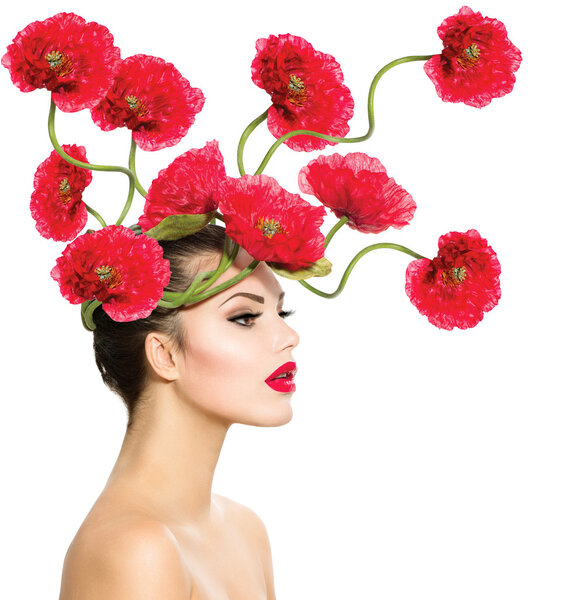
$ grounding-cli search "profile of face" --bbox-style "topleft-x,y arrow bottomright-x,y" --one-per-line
152,247 -> 300,428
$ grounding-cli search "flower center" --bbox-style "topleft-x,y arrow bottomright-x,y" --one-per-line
45,51 -> 73,78
442,266 -> 467,287
125,95 -> 148,117
456,43 -> 481,69
287,75 -> 308,106
95,265 -> 123,289
255,217 -> 286,239
58,178 -> 72,205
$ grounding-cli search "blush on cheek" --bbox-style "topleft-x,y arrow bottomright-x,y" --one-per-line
181,328 -> 261,405
188,334 -> 249,374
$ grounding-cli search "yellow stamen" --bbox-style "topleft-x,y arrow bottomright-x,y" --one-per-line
58,178 -> 72,205
287,75 -> 308,106
442,266 -> 467,287
45,51 -> 73,78
95,265 -> 122,289
125,95 -> 148,117
456,43 -> 481,69
255,217 -> 286,239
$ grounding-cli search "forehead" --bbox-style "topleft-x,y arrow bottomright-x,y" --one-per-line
219,262 -> 285,304
194,248 -> 286,310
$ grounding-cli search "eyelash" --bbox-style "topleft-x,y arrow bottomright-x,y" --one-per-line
228,309 -> 295,328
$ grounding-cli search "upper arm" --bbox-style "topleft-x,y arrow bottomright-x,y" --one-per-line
59,520 -> 192,600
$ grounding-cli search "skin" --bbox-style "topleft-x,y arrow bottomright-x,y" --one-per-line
58,248 -> 300,600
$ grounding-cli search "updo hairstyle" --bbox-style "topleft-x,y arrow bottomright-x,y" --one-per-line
93,224 -> 227,427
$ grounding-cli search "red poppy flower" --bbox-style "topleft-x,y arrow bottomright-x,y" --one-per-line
138,141 -> 227,232
215,175 -> 326,271
405,229 -> 501,330
2,12 -> 121,112
30,144 -> 92,242
51,225 -> 171,322
251,34 -> 354,152
424,6 -> 522,108
298,152 -> 416,233
90,54 -> 205,151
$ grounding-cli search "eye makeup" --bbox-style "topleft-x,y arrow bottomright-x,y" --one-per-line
227,309 -> 295,327
228,312 -> 263,327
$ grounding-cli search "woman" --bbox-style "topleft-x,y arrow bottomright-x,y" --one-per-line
58,225 -> 298,599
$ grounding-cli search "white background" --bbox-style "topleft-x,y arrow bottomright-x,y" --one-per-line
1,1 -> 586,598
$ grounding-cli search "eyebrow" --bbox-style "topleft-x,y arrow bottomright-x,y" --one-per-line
219,291 -> 285,307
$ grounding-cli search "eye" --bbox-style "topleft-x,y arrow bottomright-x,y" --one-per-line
228,308 -> 295,328
228,312 -> 262,327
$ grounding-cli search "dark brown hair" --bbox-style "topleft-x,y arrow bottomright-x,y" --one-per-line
92,224 -> 227,429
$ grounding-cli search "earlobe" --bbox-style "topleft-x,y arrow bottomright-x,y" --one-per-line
144,332 -> 179,382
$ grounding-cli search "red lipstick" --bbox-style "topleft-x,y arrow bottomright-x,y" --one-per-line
265,361 -> 297,393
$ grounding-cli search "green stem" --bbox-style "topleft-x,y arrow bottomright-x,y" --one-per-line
161,237 -> 239,307
299,242 -> 427,299
159,257 -> 259,308
115,139 -> 137,225
188,237 -> 239,297
128,138 -> 148,197
81,299 -> 101,331
48,100 -> 139,227
159,271 -> 213,308
324,216 -> 349,249
86,205 -> 108,229
189,259 -> 260,303
237,109 -> 269,176
254,55 -> 434,175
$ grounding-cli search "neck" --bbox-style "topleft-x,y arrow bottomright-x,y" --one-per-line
103,380 -> 231,526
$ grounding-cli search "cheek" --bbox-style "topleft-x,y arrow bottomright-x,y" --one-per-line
181,324 -> 263,400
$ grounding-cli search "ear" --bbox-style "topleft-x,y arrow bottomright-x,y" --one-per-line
144,332 -> 180,382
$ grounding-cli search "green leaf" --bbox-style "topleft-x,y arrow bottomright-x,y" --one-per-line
144,212 -> 216,241
269,257 -> 332,280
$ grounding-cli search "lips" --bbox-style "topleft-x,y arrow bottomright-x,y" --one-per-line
265,361 -> 297,393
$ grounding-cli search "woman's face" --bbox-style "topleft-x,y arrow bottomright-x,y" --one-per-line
173,248 -> 300,427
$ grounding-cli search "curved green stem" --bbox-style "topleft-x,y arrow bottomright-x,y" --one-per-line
160,257 -> 259,308
254,55 -> 434,175
128,138 -> 148,197
158,298 -> 184,309
159,237 -> 240,308
85,205 -> 108,229
187,237 -> 239,297
324,216 -> 349,249
48,100 -> 139,227
115,144 -> 136,225
48,100 -> 136,177
189,259 -> 260,303
299,242 -> 427,299
237,109 -> 269,175
159,270 -> 214,308
81,299 -> 101,331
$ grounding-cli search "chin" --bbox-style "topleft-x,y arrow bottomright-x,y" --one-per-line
240,396 -> 294,428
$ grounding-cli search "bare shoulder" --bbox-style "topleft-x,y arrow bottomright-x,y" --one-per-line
59,516 -> 192,600
213,494 -> 276,599
214,493 -> 271,548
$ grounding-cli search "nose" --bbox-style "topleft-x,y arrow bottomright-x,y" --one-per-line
275,316 -> 300,353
